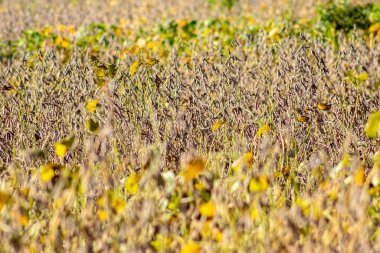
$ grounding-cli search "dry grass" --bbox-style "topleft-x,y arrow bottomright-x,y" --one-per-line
1,0 -> 380,252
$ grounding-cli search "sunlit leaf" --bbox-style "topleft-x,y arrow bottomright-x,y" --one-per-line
145,57 -> 159,67
130,59 -> 141,76
40,163 -> 55,183
369,23 -> 380,33
199,201 -> 216,218
95,67 -> 107,77
96,195 -> 106,207
54,143 -> 67,158
297,115 -> 309,123
180,242 -> 200,253
211,120 -> 225,133
317,103 -> 331,111
86,99 -> 100,113
365,111 -> 380,139
231,152 -> 253,171
16,213 -> 29,226
354,166 -> 365,186
125,173 -> 141,194
60,38 -> 70,48
295,197 -> 309,216
182,154 -> 206,181
251,207 -> 258,220
129,45 -> 140,55
179,19 -> 188,28
248,175 -> 269,192
150,234 -> 172,251
0,191 -> 10,210
54,135 -> 75,158
357,72 -> 368,82
97,209 -> 108,221
112,198 -> 125,214
255,124 -> 270,137
268,27 -> 280,38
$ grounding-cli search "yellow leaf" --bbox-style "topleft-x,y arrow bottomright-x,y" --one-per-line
147,41 -> 155,49
55,36 -> 62,45
199,201 -> 216,218
211,120 -> 225,133
251,207 -> 258,220
268,27 -> 280,38
60,38 -> 70,48
354,166 -> 365,186
125,173 -> 141,194
95,67 -> 107,77
259,3 -> 267,9
112,198 -> 125,214
41,27 -> 51,37
249,175 -> 269,192
145,57 -> 159,67
0,191 -> 10,210
67,26 -> 75,35
130,59 -> 141,76
317,103 -> 331,111
150,234 -> 172,251
86,99 -> 100,113
40,163 -> 55,183
231,152 -> 253,171
181,242 -> 200,253
215,231 -> 223,242
183,56 -> 191,64
54,142 -> 67,158
295,197 -> 309,216
58,24 -> 66,32
179,19 -> 188,28
115,27 -> 123,36
16,213 -> 29,226
255,124 -> 270,137
200,221 -> 211,238
297,115 -> 309,123
365,111 -> 380,139
183,155 -> 206,181
96,195 -> 106,207
357,72 -> 368,82
54,136 -> 75,158
341,153 -> 351,168
300,17 -> 308,24
369,23 -> 380,33
129,45 -> 140,55
97,209 -> 107,221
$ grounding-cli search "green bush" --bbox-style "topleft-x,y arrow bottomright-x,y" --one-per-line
317,1 -> 380,33
208,0 -> 238,10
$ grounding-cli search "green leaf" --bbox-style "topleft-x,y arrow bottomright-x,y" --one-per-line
86,118 -> 100,134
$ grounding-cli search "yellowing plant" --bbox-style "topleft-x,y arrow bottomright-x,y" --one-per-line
231,152 -> 253,171
86,99 -> 100,113
182,154 -> 206,181
54,135 -> 75,158
199,201 -> 216,218
130,59 -> 142,76
181,242 -> 201,253
125,173 -> 142,194
256,124 -> 270,137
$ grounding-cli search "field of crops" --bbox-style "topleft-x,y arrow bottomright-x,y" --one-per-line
1,0 -> 380,252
